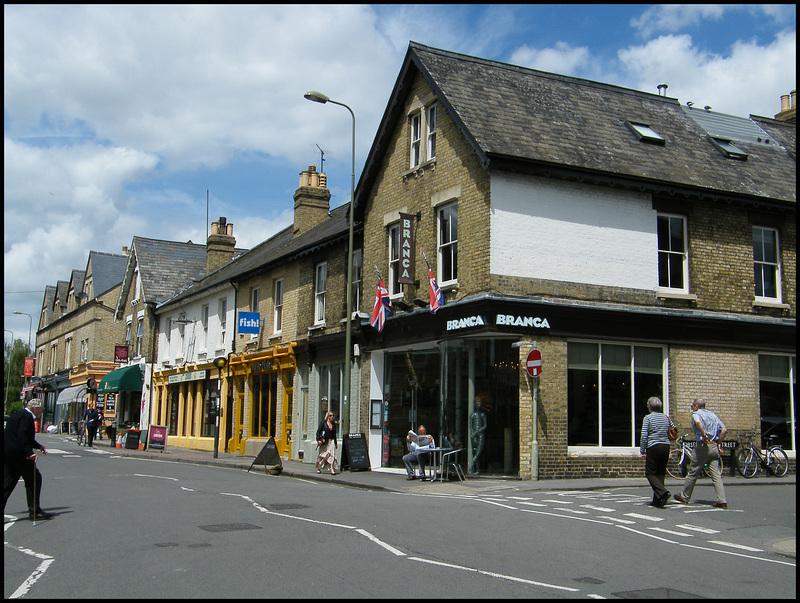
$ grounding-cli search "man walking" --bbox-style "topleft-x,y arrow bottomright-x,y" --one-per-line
4,399 -> 53,520
674,398 -> 728,509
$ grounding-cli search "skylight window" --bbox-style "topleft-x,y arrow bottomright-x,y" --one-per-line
710,138 -> 748,160
625,121 -> 665,145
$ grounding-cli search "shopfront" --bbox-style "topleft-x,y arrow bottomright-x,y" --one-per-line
365,294 -> 794,479
55,385 -> 89,432
97,364 -> 144,444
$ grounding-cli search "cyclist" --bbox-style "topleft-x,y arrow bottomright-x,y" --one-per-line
674,398 -> 728,509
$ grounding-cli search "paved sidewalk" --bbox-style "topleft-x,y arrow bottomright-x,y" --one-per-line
104,439 -> 795,558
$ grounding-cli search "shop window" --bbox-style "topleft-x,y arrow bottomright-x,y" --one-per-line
251,370 -> 278,438
753,226 -> 781,301
657,213 -> 688,292
759,354 -> 796,451
202,382 -> 216,438
318,363 -> 342,424
568,342 -> 665,447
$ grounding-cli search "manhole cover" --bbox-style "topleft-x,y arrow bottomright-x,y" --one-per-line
198,523 -> 262,533
612,588 -> 705,599
267,503 -> 309,511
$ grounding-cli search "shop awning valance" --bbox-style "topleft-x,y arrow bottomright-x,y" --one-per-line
56,385 -> 87,406
98,365 -> 143,394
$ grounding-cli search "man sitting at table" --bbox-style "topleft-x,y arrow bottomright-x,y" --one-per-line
403,424 -> 435,481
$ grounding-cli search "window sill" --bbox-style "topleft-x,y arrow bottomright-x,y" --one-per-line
753,299 -> 790,310
568,446 -> 639,457
656,290 -> 697,301
308,324 -> 326,335
402,158 -> 436,181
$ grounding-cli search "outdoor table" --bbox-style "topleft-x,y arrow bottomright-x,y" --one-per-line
425,447 -> 453,482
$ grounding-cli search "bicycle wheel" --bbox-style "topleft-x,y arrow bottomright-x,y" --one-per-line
767,448 -> 788,477
737,448 -> 758,478
666,449 -> 686,480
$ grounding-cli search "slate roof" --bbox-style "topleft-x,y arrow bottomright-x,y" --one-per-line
159,203 -> 353,309
358,42 -> 795,211
87,251 -> 129,297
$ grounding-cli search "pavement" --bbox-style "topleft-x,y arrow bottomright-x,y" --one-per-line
95,438 -> 796,558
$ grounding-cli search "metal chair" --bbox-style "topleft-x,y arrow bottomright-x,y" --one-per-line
442,448 -> 465,481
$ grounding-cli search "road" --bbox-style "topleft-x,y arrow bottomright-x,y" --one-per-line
4,434 -> 795,598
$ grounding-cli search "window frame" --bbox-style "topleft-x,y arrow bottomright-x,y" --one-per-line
314,262 -> 327,325
218,298 -> 227,346
410,112 -> 421,168
351,248 -> 362,314
437,201 -> 458,285
753,226 -> 781,302
426,104 -> 438,159
657,213 -> 689,293
388,224 -> 404,298
273,278 -> 284,333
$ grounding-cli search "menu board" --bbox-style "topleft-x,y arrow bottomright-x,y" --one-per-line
341,433 -> 370,472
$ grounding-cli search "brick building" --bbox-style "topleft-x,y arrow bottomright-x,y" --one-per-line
352,43 -> 795,479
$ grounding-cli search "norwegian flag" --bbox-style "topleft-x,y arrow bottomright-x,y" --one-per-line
370,267 -> 392,332
421,248 -> 445,314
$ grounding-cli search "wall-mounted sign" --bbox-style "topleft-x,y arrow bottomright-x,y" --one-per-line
167,370 -> 208,384
447,315 -> 486,331
397,213 -> 416,285
238,312 -> 260,334
496,315 -> 551,329
114,345 -> 129,363
23,357 -> 34,377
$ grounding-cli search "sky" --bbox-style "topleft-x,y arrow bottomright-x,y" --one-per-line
4,4 -> 796,349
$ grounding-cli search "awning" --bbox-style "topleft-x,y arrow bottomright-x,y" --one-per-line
56,385 -> 88,406
98,365 -> 143,394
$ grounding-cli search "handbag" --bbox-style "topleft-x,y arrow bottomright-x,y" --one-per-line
668,421 -> 679,441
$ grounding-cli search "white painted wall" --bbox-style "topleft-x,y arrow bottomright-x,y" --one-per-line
490,173 -> 657,290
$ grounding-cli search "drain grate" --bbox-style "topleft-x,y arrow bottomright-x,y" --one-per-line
198,523 -> 262,533
574,577 -> 605,585
612,588 -> 704,599
267,503 -> 309,511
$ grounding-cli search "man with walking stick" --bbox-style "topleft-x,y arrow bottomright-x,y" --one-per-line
4,399 -> 53,521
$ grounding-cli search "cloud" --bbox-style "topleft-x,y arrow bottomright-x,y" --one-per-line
509,42 -> 591,76
618,30 -> 796,116
630,4 -> 796,39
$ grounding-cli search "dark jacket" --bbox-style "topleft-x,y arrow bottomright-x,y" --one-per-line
316,420 -> 337,446
85,408 -> 101,427
4,408 -> 42,460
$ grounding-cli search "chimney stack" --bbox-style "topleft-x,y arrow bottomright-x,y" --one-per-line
293,165 -> 331,234
775,89 -> 796,122
207,216 -> 236,273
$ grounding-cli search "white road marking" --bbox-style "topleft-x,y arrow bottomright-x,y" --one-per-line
649,527 -> 694,537
623,513 -> 664,522
408,557 -> 580,592
581,504 -> 615,512
597,516 -> 636,525
4,543 -> 54,599
676,524 -> 720,534
707,541 -> 764,552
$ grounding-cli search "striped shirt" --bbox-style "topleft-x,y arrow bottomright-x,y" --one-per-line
640,412 -> 672,454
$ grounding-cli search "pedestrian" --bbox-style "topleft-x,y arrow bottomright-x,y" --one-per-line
674,398 -> 728,509
639,396 -> 672,507
315,411 -> 338,475
403,424 -> 435,480
3,399 -> 53,520
84,405 -> 101,447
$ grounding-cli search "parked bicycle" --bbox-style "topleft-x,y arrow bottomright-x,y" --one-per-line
666,433 -> 724,479
735,432 -> 788,478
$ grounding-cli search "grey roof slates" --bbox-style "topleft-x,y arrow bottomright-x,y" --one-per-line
405,42 -> 795,205
88,251 -> 129,297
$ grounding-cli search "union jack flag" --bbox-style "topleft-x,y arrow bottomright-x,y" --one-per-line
422,248 -> 445,314
370,271 -> 392,332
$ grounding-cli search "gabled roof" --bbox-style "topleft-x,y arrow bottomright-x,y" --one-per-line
86,251 -> 129,297
68,270 -> 86,299
356,42 -> 795,213
158,203 -> 353,310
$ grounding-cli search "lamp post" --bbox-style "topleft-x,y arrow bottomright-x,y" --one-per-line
213,356 -> 228,458
304,90 -> 356,437
13,311 -> 32,352
4,329 -> 14,414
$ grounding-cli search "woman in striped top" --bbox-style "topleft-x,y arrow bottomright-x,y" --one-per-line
640,396 -> 673,507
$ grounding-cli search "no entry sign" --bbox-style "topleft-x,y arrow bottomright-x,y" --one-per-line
526,349 -> 542,378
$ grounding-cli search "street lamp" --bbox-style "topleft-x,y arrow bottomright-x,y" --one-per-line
13,311 -> 32,352
304,90 -> 356,437
4,329 -> 14,413
213,356 -> 228,458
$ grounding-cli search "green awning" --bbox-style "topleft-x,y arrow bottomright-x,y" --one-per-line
98,365 -> 143,394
